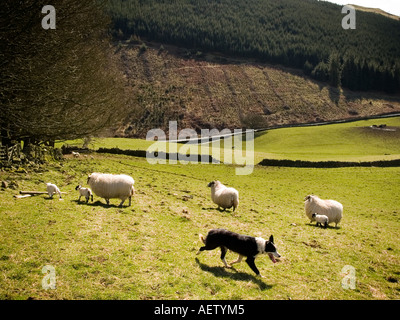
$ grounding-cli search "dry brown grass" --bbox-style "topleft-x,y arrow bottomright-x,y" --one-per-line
116,41 -> 400,137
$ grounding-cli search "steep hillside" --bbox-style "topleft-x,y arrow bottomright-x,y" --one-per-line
108,0 -> 400,93
115,42 -> 400,138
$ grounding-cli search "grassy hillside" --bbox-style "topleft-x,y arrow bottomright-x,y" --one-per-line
63,116 -> 400,164
252,116 -> 400,161
1,154 -> 399,300
115,43 -> 400,138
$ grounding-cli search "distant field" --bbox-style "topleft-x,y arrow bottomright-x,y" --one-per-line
0,154 -> 399,299
252,116 -> 400,162
58,116 -> 400,163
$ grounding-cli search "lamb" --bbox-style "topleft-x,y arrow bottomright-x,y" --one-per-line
305,195 -> 343,227
46,183 -> 62,199
207,180 -> 239,212
312,213 -> 329,228
75,185 -> 93,203
87,172 -> 135,207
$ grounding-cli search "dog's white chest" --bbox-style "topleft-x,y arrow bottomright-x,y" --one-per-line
255,237 -> 266,255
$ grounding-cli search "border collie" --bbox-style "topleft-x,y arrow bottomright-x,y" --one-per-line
196,228 -> 280,276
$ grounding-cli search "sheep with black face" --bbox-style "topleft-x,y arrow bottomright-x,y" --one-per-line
75,185 -> 93,203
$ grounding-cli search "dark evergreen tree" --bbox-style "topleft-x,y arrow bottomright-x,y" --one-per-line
312,61 -> 329,82
106,0 -> 400,92
328,53 -> 341,88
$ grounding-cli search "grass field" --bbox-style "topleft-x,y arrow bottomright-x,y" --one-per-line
0,152 -> 399,300
59,116 -> 400,164
252,116 -> 400,162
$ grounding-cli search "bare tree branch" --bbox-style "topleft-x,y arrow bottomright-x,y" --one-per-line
1,0 -> 130,145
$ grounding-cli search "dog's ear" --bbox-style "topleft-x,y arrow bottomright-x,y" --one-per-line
269,235 -> 274,243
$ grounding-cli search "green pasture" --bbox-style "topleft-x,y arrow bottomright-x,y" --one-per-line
252,117 -> 400,162
57,117 -> 400,164
0,153 -> 399,300
2,117 -> 399,300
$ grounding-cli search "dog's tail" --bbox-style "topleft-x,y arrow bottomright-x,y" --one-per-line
199,233 -> 206,244
196,233 -> 206,255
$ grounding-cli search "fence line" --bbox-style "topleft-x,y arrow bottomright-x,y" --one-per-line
0,143 -> 21,165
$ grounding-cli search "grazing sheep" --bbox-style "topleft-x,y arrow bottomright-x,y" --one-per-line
75,185 -> 93,203
87,172 -> 135,207
312,213 -> 329,228
207,180 -> 239,212
305,195 -> 343,227
46,183 -> 62,199
72,151 -> 80,158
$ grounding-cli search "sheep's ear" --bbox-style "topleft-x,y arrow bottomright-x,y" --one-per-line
269,235 -> 274,243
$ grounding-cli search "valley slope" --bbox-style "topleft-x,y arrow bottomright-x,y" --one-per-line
115,42 -> 400,138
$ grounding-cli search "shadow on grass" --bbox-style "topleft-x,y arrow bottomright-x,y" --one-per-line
305,222 -> 341,230
201,206 -> 236,214
195,258 -> 273,291
44,197 -> 63,201
71,199 -> 128,208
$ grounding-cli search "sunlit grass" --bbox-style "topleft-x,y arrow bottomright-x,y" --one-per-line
1,154 -> 399,299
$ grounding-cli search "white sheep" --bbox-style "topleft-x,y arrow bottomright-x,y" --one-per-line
305,195 -> 343,227
87,172 -> 135,207
207,180 -> 239,211
312,213 -> 329,228
46,183 -> 62,199
75,185 -> 93,203
72,151 -> 80,158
